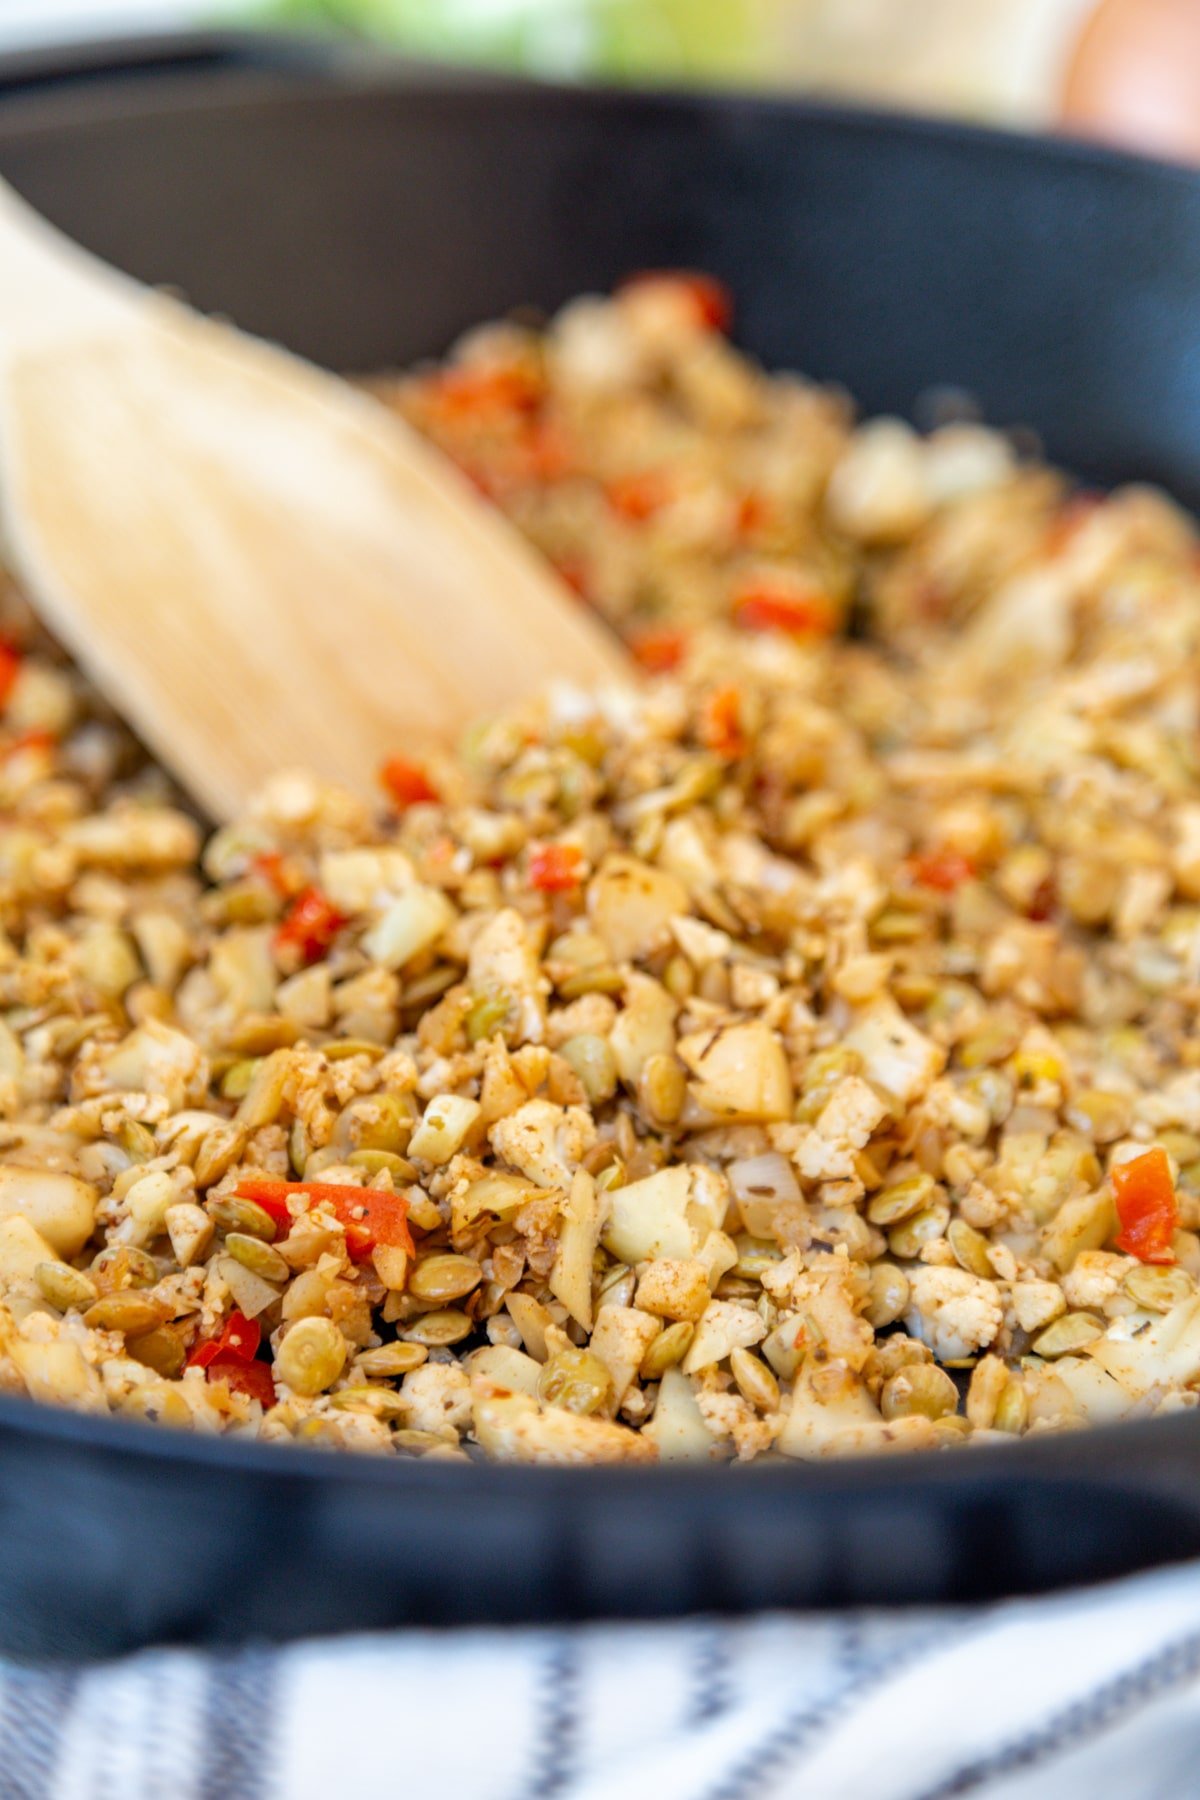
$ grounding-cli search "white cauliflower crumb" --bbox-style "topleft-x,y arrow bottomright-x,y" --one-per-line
1061,1250 -> 1135,1311
905,1266 -> 1003,1360
1009,1280 -> 1067,1334
792,1074 -> 887,1179
399,1362 -> 472,1434
489,1099 -> 596,1188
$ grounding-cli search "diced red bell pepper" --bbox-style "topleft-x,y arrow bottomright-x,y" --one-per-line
909,849 -> 977,893
619,270 -> 733,334
731,580 -> 838,638
234,1178 -> 414,1259
422,365 -> 542,419
606,470 -> 673,522
7,729 -> 54,754
187,1309 -> 261,1371
698,685 -> 746,759
736,493 -> 771,538
380,757 -> 440,810
519,419 -> 572,483
1113,1147 -> 1179,1264
207,1355 -> 277,1408
273,886 -> 347,966
629,627 -> 688,675
528,842 -> 586,892
0,641 -> 21,709
251,850 -> 296,899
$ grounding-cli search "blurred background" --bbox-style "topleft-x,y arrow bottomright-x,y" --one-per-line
2,0 -> 1199,163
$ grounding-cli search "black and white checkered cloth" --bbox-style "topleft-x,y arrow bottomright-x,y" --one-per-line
5,1556 -> 1200,1797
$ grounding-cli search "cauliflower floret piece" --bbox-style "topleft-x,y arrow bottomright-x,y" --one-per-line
545,993 -> 618,1048
489,1099 -> 596,1189
468,908 -> 547,1044
792,1075 -> 887,1180
94,1020 -> 209,1112
762,1250 -> 873,1373
694,1387 -> 777,1461
825,418 -> 932,544
1060,1250 -> 1134,1312
548,295 -> 649,394
318,848 -> 417,914
1009,1280 -> 1067,1335
905,1265 -> 1003,1360
400,1362 -> 472,1435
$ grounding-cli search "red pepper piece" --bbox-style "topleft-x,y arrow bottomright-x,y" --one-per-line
380,757 -> 439,810
736,493 -> 771,538
207,1356 -> 276,1408
423,365 -> 542,419
698,685 -> 746,759
606,470 -> 673,522
629,627 -> 688,675
187,1309 -> 261,1371
1113,1147 -> 1179,1264
909,849 -> 977,893
251,850 -> 294,898
619,270 -> 733,334
274,886 -> 347,966
528,843 -> 586,892
731,581 -> 838,638
0,641 -> 21,709
519,420 -> 572,483
234,1178 -> 414,1259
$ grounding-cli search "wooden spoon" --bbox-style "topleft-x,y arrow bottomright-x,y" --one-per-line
0,177 -> 631,820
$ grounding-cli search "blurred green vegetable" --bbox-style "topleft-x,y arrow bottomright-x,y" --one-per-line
246,0 -> 772,82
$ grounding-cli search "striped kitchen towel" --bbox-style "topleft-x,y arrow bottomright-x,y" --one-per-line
7,1553 -> 1200,1799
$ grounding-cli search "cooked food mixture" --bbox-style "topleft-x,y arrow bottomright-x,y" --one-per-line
1,272 -> 1199,1463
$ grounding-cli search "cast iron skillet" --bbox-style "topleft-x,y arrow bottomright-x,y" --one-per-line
2,31 -> 1200,1659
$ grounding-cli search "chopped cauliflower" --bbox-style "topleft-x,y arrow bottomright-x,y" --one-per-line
400,1363 -> 473,1435
905,1266 -> 1003,1360
489,1099 -> 596,1188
